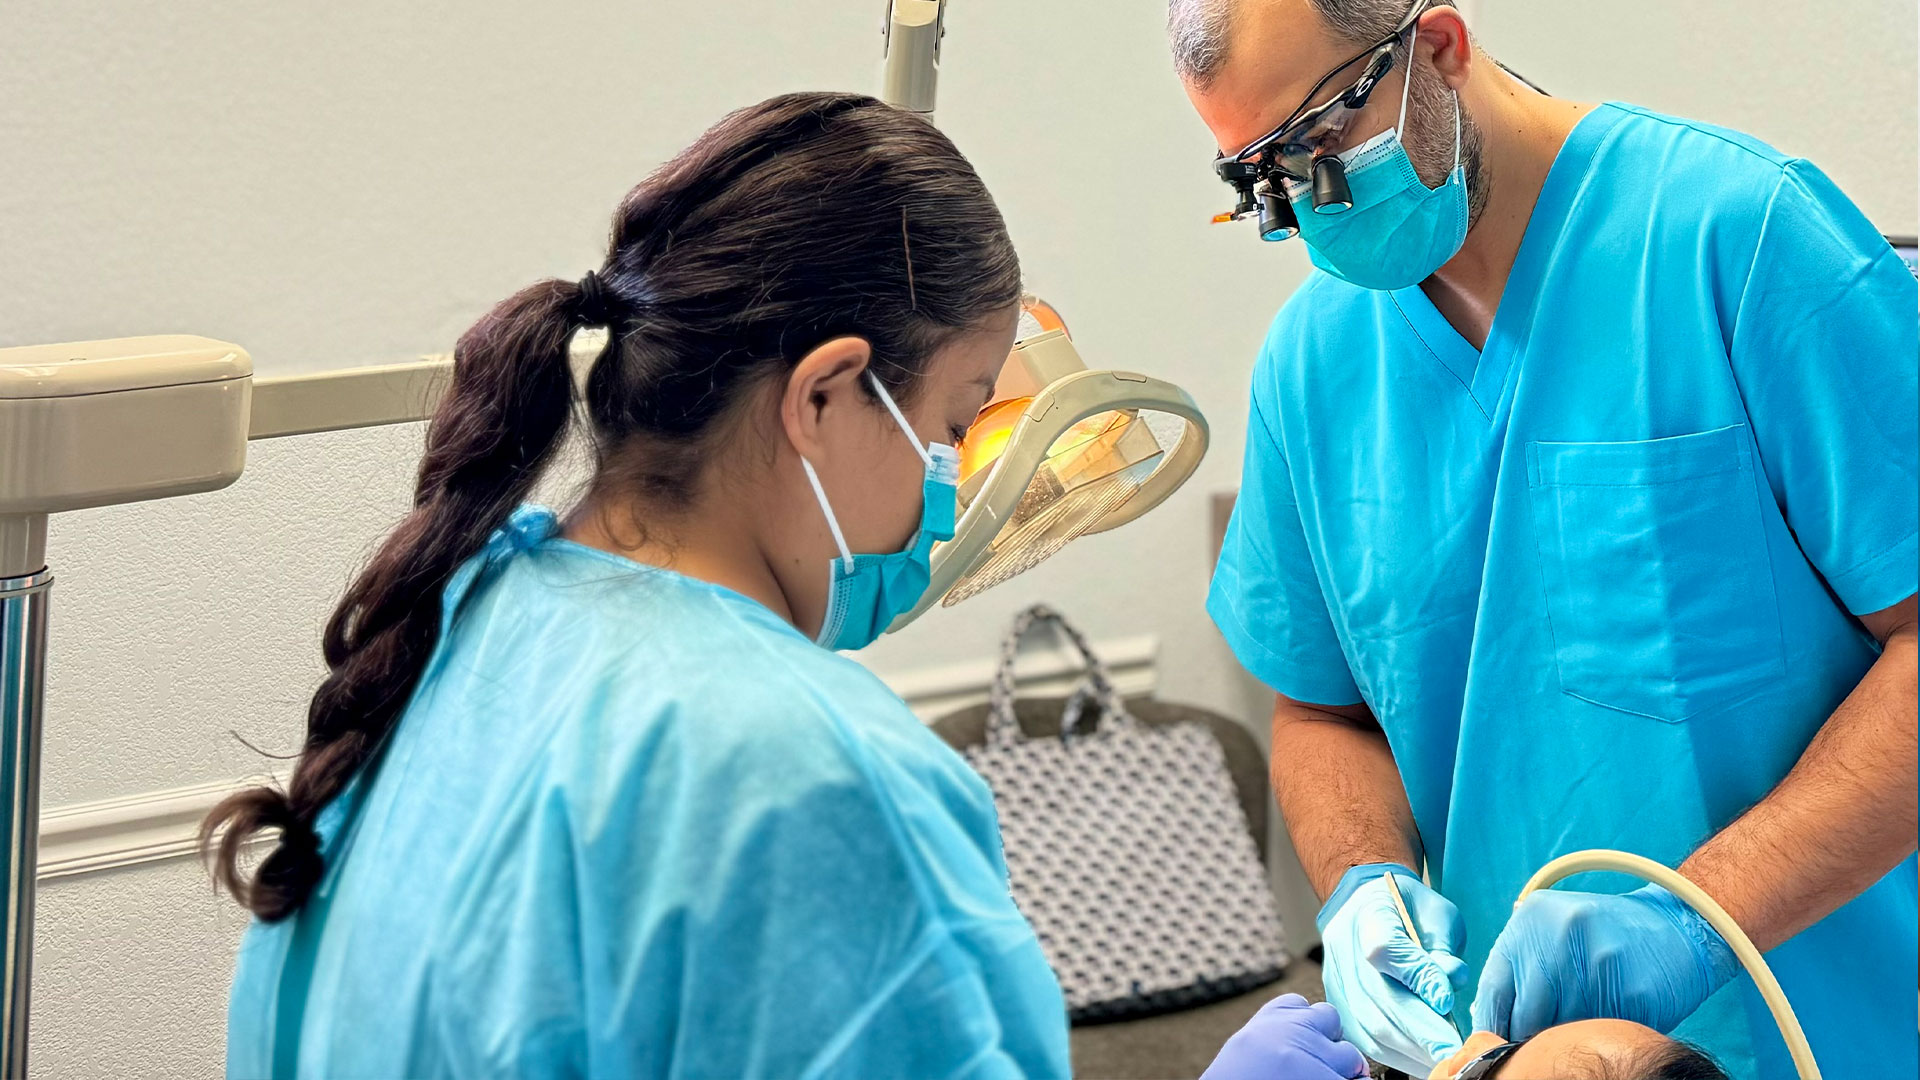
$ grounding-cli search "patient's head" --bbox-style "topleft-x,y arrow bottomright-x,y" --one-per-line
1431,1020 -> 1729,1079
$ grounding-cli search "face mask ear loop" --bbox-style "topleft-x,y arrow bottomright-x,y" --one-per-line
867,371 -> 935,466
1450,88 -> 1462,170
800,457 -> 856,572
1395,39 -> 1416,134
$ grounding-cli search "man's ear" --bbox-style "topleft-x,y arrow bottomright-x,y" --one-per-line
781,337 -> 874,461
1418,6 -> 1473,90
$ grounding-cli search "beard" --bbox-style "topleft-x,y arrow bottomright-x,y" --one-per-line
1402,59 -> 1490,232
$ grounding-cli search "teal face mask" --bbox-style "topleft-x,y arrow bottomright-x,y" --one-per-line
801,373 -> 959,652
1287,70 -> 1468,291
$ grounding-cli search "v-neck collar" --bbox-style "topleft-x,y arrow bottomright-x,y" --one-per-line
1388,103 -> 1627,421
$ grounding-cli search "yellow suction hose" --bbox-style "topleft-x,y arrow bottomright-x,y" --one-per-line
1517,850 -> 1821,1080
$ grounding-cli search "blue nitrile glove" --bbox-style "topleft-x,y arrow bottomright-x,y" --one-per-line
1470,884 -> 1739,1041
1201,993 -> 1370,1080
1317,863 -> 1469,1075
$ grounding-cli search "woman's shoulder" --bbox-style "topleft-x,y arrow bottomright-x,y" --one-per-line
485,559 -> 971,805
435,538 -> 991,849
620,619 -> 977,813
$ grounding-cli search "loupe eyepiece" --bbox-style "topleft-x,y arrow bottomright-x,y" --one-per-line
1216,159 -> 1260,219
1310,155 -> 1352,215
1257,188 -> 1298,242
1216,159 -> 1259,184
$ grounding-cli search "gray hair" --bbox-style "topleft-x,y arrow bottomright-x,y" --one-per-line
1168,0 -> 1425,88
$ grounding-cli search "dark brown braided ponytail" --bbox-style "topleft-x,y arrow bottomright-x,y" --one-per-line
202,279 -> 587,919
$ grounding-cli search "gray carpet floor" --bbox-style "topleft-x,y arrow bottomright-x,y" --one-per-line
1069,960 -> 1329,1080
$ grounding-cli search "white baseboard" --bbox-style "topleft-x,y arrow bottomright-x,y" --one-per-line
38,775 -> 281,882
881,633 -> 1159,722
36,634 -> 1158,881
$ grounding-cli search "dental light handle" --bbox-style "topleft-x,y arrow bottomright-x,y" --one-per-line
881,0 -> 944,119
1517,850 -> 1821,1080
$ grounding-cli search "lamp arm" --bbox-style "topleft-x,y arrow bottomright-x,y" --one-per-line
880,0 -> 945,118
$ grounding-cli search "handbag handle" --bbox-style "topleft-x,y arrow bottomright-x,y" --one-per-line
986,605 -> 1135,746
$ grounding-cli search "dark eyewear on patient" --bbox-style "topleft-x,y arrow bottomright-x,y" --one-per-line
1452,1039 -> 1521,1079
1377,1038 -> 1517,1080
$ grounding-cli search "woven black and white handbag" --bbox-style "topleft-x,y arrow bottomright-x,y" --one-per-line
960,605 -> 1290,1023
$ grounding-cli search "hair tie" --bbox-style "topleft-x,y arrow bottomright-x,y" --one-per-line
574,270 -> 613,326
254,794 -> 321,854
275,817 -> 323,854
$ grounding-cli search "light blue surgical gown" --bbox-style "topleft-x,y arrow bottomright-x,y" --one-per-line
226,508 -> 1070,1079
1210,103 -> 1918,1080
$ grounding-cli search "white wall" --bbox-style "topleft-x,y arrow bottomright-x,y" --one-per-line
1477,0 -> 1918,234
3,1 -> 1913,1075
34,861 -> 251,1077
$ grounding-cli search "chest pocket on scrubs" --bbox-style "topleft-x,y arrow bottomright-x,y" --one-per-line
1527,424 -> 1785,723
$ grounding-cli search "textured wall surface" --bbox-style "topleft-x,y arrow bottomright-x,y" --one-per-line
42,424 -> 426,808
33,861 -> 250,1078
4,0 -> 1913,1075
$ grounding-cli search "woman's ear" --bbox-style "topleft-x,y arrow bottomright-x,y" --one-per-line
781,337 -> 874,461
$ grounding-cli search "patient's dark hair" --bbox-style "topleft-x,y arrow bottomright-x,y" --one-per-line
199,91 -> 1022,921
1577,1039 -> 1730,1080
1640,1042 -> 1730,1080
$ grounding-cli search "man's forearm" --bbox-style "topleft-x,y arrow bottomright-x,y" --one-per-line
1682,611 -> 1918,952
1270,696 -> 1424,901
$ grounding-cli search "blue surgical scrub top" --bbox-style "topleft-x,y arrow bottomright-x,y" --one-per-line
226,508 -> 1070,1079
1209,103 -> 1918,1080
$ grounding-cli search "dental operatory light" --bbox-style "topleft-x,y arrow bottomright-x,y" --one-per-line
892,298 -> 1207,628
878,1 -> 1210,630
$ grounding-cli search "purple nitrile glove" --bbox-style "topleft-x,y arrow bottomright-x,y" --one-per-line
1201,993 -> 1370,1080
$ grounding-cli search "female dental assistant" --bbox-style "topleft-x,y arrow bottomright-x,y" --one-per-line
203,93 -> 1360,1080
